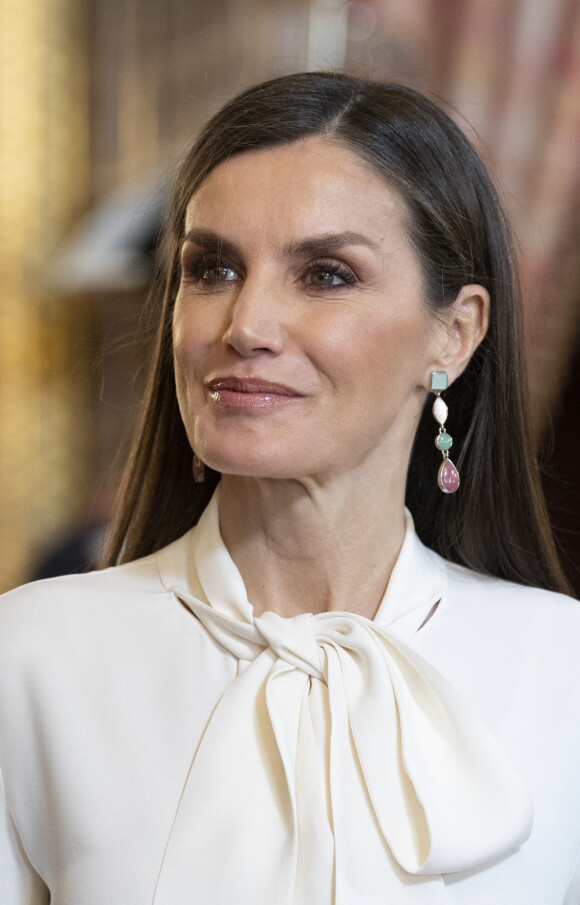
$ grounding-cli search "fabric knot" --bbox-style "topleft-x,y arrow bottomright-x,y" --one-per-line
255,611 -> 325,680
175,593 -> 326,680
154,497 -> 534,905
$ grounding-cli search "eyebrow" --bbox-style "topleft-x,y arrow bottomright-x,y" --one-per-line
181,229 -> 240,260
181,228 -> 380,257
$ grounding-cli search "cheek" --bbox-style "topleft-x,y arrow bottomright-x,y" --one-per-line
173,293 -> 201,349
172,301 -> 186,350
316,310 -> 428,399
172,298 -> 210,374
173,291 -> 232,359
172,319 -> 191,392
172,309 -> 206,411
172,296 -> 190,358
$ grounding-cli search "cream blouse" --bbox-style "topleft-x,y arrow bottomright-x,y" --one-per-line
1,492 -> 580,904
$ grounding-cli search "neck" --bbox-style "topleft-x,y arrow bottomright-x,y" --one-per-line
218,466 -> 408,619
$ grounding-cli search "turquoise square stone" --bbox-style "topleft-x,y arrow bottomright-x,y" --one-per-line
431,371 -> 448,392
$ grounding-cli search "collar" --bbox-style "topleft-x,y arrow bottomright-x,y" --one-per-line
156,490 -> 448,640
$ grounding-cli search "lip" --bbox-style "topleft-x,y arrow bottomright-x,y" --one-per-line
206,376 -> 303,409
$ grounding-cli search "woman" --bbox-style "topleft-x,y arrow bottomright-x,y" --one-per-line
1,72 -> 579,904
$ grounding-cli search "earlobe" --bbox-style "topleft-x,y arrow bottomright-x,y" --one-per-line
431,284 -> 490,386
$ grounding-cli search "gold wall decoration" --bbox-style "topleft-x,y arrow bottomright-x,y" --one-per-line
0,0 -> 89,590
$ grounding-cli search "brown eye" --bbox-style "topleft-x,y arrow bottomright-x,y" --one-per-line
303,260 -> 356,289
180,251 -> 240,286
309,269 -> 342,286
201,265 -> 238,283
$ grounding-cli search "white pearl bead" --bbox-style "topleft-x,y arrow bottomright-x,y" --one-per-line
432,396 -> 448,425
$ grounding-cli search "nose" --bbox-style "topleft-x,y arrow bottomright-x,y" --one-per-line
222,276 -> 285,358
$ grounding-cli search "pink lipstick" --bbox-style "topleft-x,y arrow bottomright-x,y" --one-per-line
206,376 -> 302,409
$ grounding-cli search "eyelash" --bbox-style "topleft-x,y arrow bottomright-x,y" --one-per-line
301,258 -> 357,289
181,255 -> 237,286
180,253 -> 357,290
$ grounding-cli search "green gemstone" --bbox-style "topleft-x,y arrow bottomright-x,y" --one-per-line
436,432 -> 453,451
430,371 -> 448,392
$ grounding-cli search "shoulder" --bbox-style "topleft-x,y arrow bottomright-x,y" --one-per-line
0,552 -> 170,667
441,553 -> 577,606
414,551 -> 580,726
1,551 -> 163,610
435,552 -> 580,640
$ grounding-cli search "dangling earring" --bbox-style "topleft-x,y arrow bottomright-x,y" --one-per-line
430,372 -> 460,494
193,453 -> 206,484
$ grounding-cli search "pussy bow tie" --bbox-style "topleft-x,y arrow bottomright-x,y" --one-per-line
153,501 -> 533,905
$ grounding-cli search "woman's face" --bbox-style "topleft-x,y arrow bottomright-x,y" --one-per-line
173,137 -> 445,483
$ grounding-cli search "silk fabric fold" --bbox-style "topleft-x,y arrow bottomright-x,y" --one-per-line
153,494 -> 532,904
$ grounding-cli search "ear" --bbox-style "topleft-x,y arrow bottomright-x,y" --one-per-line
426,284 -> 490,387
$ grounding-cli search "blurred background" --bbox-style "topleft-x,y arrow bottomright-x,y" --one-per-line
1,0 -> 580,593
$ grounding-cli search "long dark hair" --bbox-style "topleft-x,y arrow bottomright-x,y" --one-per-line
102,71 -> 571,594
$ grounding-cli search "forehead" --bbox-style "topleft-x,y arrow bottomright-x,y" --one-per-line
183,137 -> 409,247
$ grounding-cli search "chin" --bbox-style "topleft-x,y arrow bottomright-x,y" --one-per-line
201,446 -> 310,481
200,446 -> 280,478
211,462 -> 296,481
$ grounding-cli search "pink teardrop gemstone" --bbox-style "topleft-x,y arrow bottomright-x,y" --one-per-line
438,458 -> 460,493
